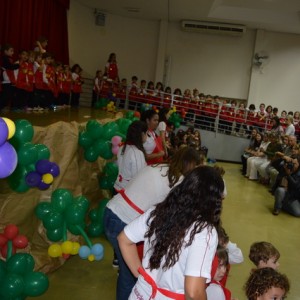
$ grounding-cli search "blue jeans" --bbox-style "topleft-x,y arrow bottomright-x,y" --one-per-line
104,208 -> 137,300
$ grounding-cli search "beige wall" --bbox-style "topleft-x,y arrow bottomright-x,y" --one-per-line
68,0 -> 300,112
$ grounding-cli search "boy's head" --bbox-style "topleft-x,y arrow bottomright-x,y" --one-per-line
249,242 -> 280,270
217,226 -> 229,247
3,44 -> 14,57
244,268 -> 289,300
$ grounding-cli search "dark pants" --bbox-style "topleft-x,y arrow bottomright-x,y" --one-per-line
104,208 -> 137,300
1,84 -> 15,110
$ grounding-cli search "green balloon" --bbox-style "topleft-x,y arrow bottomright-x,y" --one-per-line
103,122 -> 119,140
74,195 -> 90,212
99,175 -> 115,190
118,118 -> 132,134
17,142 -> 38,165
0,273 -> 24,298
125,111 -> 134,120
6,253 -> 35,275
88,209 -> 99,222
104,162 -> 118,177
99,141 -> 113,160
23,272 -> 49,297
86,120 -> 104,139
65,205 -> 86,225
84,145 -> 99,162
114,131 -> 126,141
87,223 -> 103,237
51,189 -> 73,213
43,211 -> 63,230
67,222 -> 85,235
35,144 -> 50,160
46,228 -> 64,242
7,165 -> 30,193
99,98 -> 109,108
35,202 -> 53,220
78,131 -> 93,150
10,119 -> 34,150
0,260 -> 6,282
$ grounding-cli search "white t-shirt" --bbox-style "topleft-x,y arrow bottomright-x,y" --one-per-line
143,130 -> 157,154
156,121 -> 167,136
125,209 -> 218,299
285,124 -> 295,136
113,145 -> 146,191
227,241 -> 244,264
107,165 -> 180,224
206,283 -> 226,300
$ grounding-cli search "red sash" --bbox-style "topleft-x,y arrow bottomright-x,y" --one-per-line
138,267 -> 185,300
119,189 -> 144,214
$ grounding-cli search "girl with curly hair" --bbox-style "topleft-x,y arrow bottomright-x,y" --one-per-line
118,166 -> 224,299
244,267 -> 290,300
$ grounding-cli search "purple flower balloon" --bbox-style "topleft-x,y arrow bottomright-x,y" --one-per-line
0,118 -> 9,146
26,171 -> 42,187
0,142 -> 18,179
38,181 -> 51,190
49,163 -> 60,177
36,160 -> 52,174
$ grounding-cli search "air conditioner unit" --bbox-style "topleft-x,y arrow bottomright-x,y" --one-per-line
181,20 -> 246,36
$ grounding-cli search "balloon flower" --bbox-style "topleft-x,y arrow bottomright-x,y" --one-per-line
99,162 -> 119,191
86,198 -> 109,237
35,188 -> 104,262
0,224 -> 28,259
0,117 -> 18,178
111,135 -> 122,155
25,159 -> 60,190
106,101 -> 116,112
168,111 -> 182,128
78,119 -> 120,162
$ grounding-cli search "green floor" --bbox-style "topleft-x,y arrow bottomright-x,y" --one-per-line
29,162 -> 300,300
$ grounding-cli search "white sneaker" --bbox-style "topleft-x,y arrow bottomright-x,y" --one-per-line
38,107 -> 44,111
26,107 -> 33,111
33,107 -> 39,111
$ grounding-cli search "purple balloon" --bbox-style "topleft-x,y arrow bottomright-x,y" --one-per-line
36,159 -> 52,174
37,181 -> 50,190
0,118 -> 9,146
49,163 -> 60,177
0,142 -> 18,178
25,171 -> 42,187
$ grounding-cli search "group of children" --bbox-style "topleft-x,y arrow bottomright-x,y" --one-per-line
93,74 -> 300,139
211,236 -> 289,300
0,42 -> 83,112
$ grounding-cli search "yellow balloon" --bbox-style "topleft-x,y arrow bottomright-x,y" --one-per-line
2,117 -> 16,139
48,244 -> 62,258
70,242 -> 80,255
61,241 -> 73,254
88,254 -> 95,262
42,173 -> 53,184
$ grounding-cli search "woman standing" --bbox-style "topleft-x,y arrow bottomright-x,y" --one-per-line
104,147 -> 202,300
104,52 -> 119,83
114,121 -> 148,192
141,109 -> 165,164
118,166 -> 224,299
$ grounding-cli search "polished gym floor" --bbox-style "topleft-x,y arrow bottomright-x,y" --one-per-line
3,108 -> 298,300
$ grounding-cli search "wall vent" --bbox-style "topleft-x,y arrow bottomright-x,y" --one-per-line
181,20 -> 246,36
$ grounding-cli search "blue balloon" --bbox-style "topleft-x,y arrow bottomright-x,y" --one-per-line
91,243 -> 104,257
38,181 -> 50,190
0,142 -> 18,179
78,245 -> 90,259
36,159 -> 52,174
0,118 -> 8,146
26,171 -> 42,187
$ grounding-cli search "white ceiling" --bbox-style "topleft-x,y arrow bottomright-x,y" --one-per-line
76,0 -> 300,34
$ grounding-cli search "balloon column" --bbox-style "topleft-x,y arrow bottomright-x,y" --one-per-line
25,159 -> 60,190
99,162 -> 119,191
0,117 -> 18,178
78,119 -> 129,162
86,198 -> 109,237
0,225 -> 49,299
94,97 -> 109,109
35,188 -> 104,262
